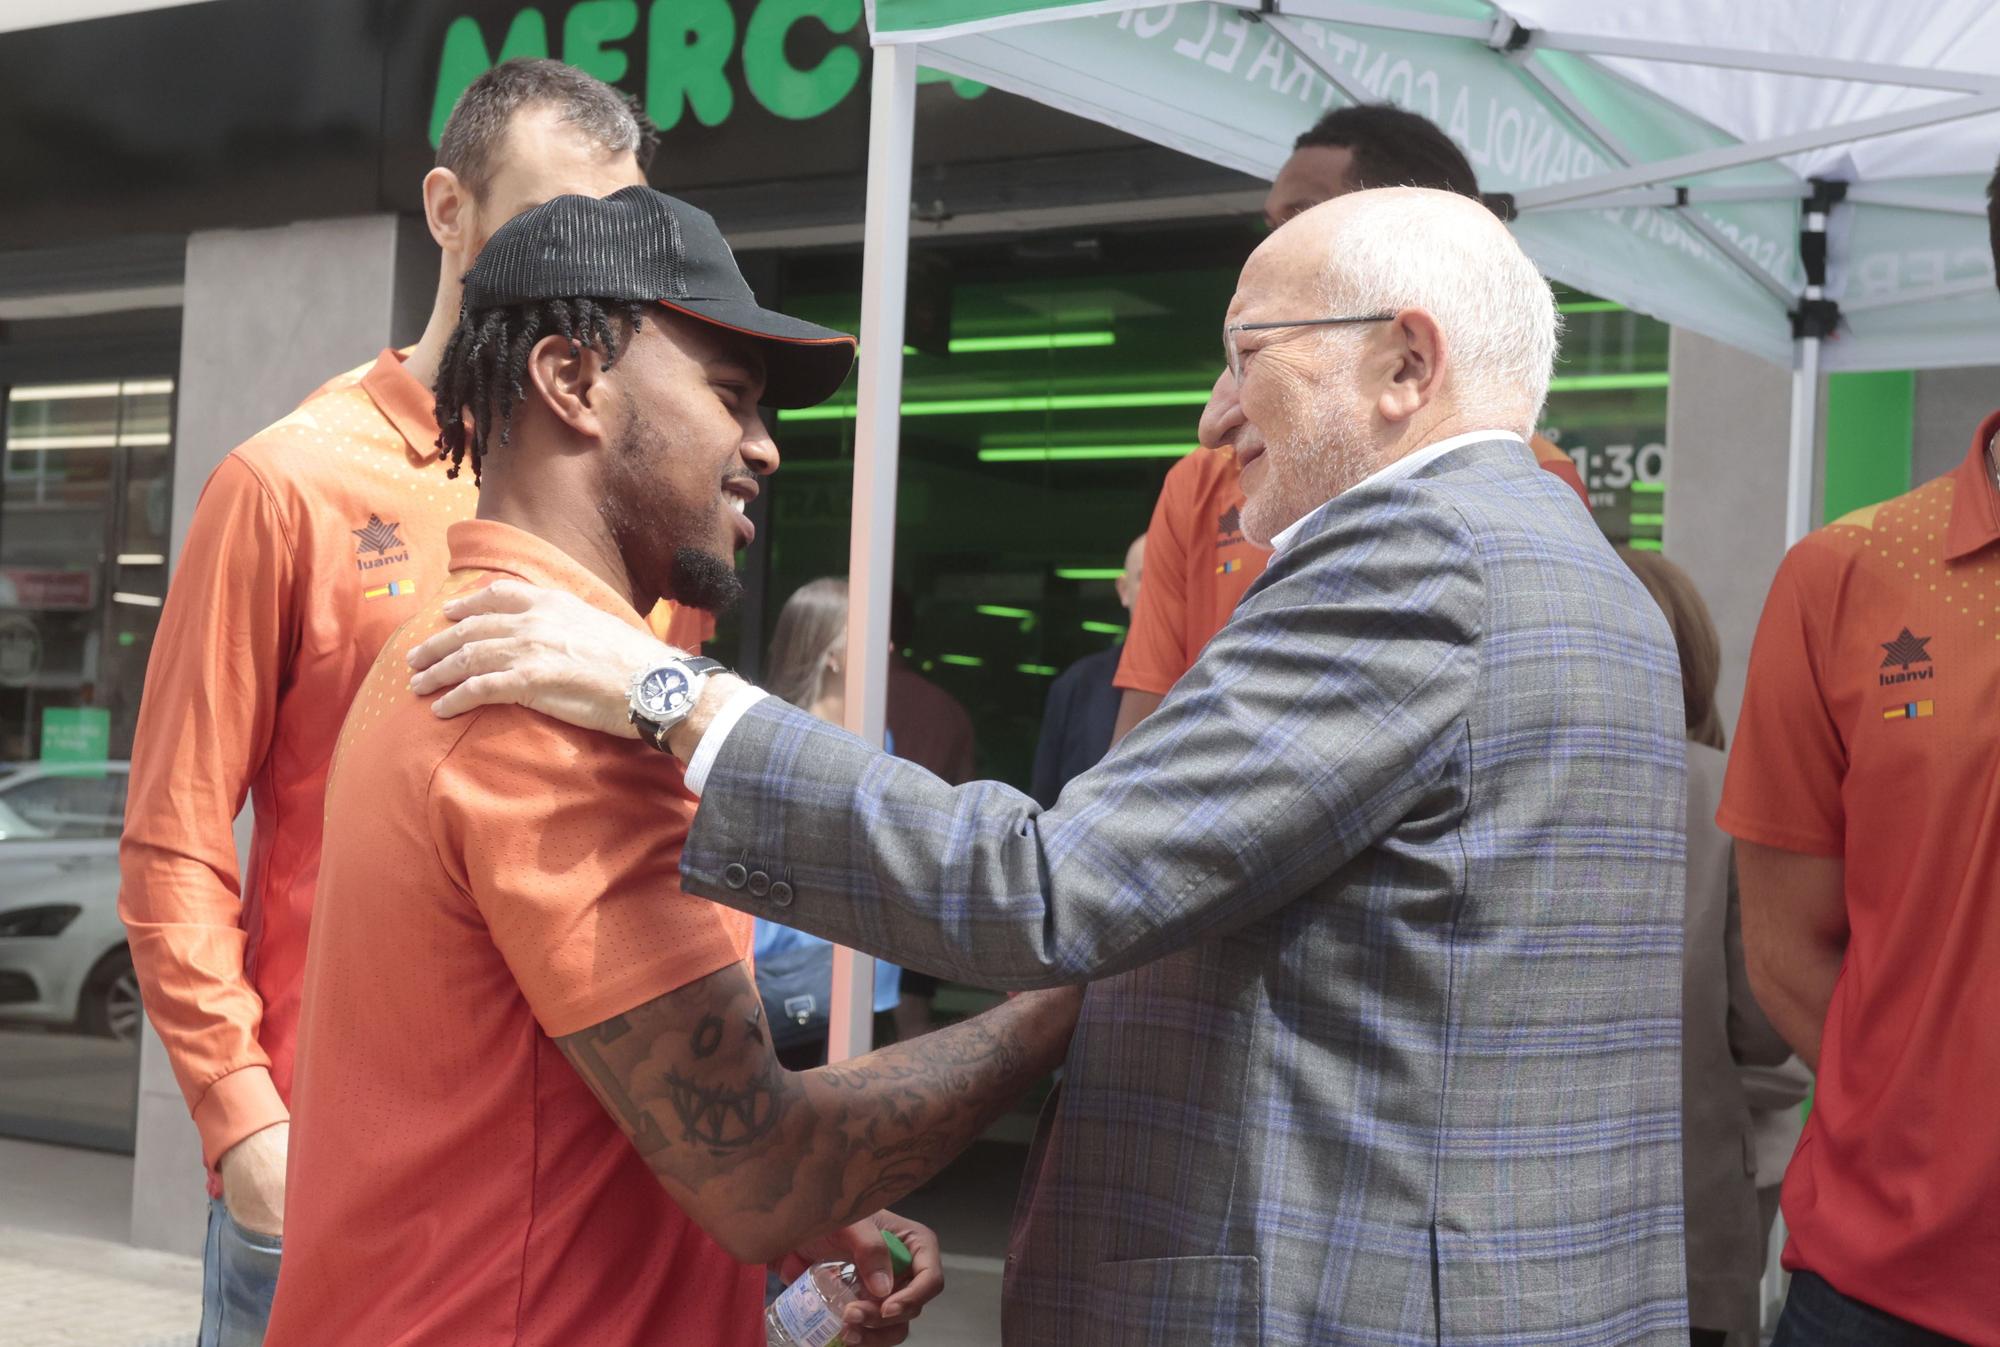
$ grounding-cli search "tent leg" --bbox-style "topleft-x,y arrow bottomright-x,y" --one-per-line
1785,335 -> 1821,546
828,44 -> 918,1065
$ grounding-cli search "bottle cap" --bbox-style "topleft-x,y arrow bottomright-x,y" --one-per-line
882,1230 -> 914,1284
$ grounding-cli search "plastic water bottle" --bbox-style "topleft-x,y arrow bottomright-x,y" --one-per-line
765,1229 -> 915,1347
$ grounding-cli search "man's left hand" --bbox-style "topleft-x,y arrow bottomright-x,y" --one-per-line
776,1210 -> 944,1343
406,578 -> 665,737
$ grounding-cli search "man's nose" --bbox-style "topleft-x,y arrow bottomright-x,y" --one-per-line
742,417 -> 781,476
1198,367 -> 1246,450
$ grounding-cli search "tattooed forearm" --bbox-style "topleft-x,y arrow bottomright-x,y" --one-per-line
557,960 -> 1079,1260
560,985 -> 791,1160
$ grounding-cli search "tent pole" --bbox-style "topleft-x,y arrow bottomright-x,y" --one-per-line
1786,335 -> 1821,546
1785,184 -> 1841,547
829,42 -> 917,1065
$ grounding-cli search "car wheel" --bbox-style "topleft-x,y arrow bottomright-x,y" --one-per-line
80,947 -> 142,1043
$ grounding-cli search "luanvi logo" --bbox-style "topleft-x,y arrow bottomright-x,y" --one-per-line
1217,504 -> 1245,546
352,515 -> 412,574
1879,628 -> 1934,687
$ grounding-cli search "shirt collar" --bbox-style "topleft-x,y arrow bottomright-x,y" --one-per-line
446,519 -> 650,631
1268,429 -> 1524,554
1943,409 -> 2000,562
360,348 -> 443,466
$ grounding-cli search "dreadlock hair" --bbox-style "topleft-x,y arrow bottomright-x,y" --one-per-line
432,296 -> 648,483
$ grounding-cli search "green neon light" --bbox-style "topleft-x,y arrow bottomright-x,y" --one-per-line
1547,372 -> 1670,392
778,390 -> 1213,422
1017,663 -> 1059,676
1080,620 -> 1128,636
1631,481 -> 1666,495
950,332 -> 1116,353
979,444 -> 1196,463
1629,512 -> 1665,527
975,604 -> 1033,620
938,653 -> 985,668
1058,569 -> 1126,582
1558,300 -> 1625,315
1627,538 -> 1664,552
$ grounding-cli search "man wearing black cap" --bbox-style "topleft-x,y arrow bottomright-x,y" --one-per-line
265,187 -> 1081,1347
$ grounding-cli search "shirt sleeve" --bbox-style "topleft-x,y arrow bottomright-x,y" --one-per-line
1717,545 -> 1847,857
1115,459 -> 1198,696
430,710 -> 750,1038
117,453 -> 297,1168
1530,434 -> 1592,507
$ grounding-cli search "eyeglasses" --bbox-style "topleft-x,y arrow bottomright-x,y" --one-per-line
1224,315 -> 1397,385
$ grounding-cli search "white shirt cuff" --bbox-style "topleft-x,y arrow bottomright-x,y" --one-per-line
682,683 -> 769,796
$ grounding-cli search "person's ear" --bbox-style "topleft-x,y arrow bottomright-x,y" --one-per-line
522,332 -> 610,442
1376,307 -> 1445,426
423,167 -> 474,257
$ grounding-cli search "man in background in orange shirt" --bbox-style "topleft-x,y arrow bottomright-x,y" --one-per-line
1714,157 -> 2000,1346
268,187 -> 1078,1347
1113,105 -> 1588,740
118,60 -> 676,1346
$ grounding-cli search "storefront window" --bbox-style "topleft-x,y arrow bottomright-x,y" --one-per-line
1544,289 -> 1672,551
736,228 -> 1672,789
0,376 -> 175,1152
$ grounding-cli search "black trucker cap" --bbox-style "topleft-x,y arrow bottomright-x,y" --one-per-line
461,185 -> 856,410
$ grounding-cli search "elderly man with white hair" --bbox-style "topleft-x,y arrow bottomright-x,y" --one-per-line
407,189 -> 1691,1345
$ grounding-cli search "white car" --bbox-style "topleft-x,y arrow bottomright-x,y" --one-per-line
0,761 -> 138,1041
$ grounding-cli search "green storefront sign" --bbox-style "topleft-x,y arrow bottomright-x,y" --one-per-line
40,706 -> 111,776
431,0 -> 982,145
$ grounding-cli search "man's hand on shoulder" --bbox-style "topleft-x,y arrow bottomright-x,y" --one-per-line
406,579 -> 667,740
217,1120 -> 289,1237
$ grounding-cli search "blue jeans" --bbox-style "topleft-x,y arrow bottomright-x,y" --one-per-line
1772,1271 -> 1968,1347
199,1197 -> 282,1347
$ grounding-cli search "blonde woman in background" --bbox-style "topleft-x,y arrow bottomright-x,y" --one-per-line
1619,548 -> 1803,1347
755,579 -> 906,1067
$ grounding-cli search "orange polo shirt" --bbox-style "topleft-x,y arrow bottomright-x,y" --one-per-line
268,519 -> 759,1347
119,349 -> 712,1181
1115,435 -> 1589,695
1718,412 -> 2000,1344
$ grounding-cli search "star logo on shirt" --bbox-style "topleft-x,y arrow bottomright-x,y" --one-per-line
1879,628 -> 1932,670
352,515 -> 405,556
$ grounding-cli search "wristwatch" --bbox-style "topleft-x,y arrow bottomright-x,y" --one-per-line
628,655 -> 726,752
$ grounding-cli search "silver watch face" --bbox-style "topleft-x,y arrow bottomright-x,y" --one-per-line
635,665 -> 697,722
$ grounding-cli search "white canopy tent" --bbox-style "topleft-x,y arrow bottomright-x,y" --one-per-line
823,1 -> 2000,1058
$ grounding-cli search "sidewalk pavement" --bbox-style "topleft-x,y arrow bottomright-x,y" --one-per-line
0,1222 -> 1002,1347
0,1225 -> 199,1347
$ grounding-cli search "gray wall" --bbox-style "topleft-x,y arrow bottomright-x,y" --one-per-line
1914,365 -> 1998,485
1662,330 -> 1824,739
133,212 -> 436,1256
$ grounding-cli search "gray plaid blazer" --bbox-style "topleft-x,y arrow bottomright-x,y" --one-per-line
684,439 -> 1690,1346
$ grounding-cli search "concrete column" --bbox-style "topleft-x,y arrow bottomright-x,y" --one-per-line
1662,330 -> 1827,738
1913,365 -> 1999,485
132,213 -> 436,1256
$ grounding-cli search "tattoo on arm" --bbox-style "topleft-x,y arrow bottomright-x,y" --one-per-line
555,961 -> 1073,1256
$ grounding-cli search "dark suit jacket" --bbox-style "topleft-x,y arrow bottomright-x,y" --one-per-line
1030,645 -> 1123,807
